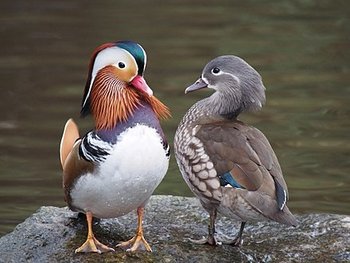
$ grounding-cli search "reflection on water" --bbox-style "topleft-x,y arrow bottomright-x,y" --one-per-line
0,0 -> 349,235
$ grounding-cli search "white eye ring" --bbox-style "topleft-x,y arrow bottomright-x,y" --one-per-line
211,67 -> 221,75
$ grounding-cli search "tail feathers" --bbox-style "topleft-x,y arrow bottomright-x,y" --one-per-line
60,119 -> 80,169
240,190 -> 298,227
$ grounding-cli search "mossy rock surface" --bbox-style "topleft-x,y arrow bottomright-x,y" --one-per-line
0,195 -> 349,262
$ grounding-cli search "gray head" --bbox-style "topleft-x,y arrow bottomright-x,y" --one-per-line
186,55 -> 266,118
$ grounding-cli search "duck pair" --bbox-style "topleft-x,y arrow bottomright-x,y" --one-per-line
60,40 -> 296,253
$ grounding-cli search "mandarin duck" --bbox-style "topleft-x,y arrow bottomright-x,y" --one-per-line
174,55 -> 297,246
59,41 -> 170,253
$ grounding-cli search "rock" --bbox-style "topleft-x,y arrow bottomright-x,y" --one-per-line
0,195 -> 349,262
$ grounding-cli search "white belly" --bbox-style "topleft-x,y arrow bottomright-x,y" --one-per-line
70,124 -> 169,218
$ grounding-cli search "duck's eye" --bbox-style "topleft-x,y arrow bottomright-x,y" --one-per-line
211,67 -> 220,75
118,62 -> 126,69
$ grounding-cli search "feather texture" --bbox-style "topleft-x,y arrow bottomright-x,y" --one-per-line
174,55 -> 297,246
90,65 -> 170,130
61,41 -> 170,253
60,119 -> 80,169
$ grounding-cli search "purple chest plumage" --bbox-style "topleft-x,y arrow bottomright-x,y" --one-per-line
96,103 -> 166,144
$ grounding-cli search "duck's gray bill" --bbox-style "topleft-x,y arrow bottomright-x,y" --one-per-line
185,78 -> 208,94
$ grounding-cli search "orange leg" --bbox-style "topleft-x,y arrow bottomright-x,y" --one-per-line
75,211 -> 115,254
116,207 -> 152,252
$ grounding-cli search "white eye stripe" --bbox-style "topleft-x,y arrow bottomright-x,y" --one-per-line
211,70 -> 240,83
224,72 -> 240,83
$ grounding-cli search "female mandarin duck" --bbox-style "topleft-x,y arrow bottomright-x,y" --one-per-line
59,41 -> 170,253
174,55 -> 297,246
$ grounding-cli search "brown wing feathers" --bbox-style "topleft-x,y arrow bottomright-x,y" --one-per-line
197,122 -> 266,191
196,121 -> 297,225
197,121 -> 289,207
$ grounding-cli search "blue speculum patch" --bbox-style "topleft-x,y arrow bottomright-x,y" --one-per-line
219,171 -> 245,189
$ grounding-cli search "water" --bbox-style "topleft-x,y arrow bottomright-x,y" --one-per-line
0,0 -> 349,236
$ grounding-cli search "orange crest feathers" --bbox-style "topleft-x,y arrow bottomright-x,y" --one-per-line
90,66 -> 141,130
145,95 -> 171,120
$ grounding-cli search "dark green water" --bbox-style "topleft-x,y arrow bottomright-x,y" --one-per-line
0,0 -> 349,235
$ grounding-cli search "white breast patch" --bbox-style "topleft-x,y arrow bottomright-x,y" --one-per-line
70,124 -> 169,218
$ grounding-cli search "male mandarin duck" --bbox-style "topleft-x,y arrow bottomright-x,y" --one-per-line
59,41 -> 170,253
174,55 -> 297,246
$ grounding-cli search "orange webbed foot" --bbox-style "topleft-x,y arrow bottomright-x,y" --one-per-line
75,211 -> 115,254
75,236 -> 115,254
116,207 -> 152,252
117,233 -> 152,252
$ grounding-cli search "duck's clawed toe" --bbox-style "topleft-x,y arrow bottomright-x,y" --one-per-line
117,234 -> 152,252
75,236 -> 115,254
188,235 -> 219,246
225,221 -> 245,247
224,236 -> 244,247
116,207 -> 152,252
75,211 -> 115,254
188,235 -> 243,247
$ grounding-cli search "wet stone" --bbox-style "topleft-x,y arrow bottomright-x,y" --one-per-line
0,195 -> 349,263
